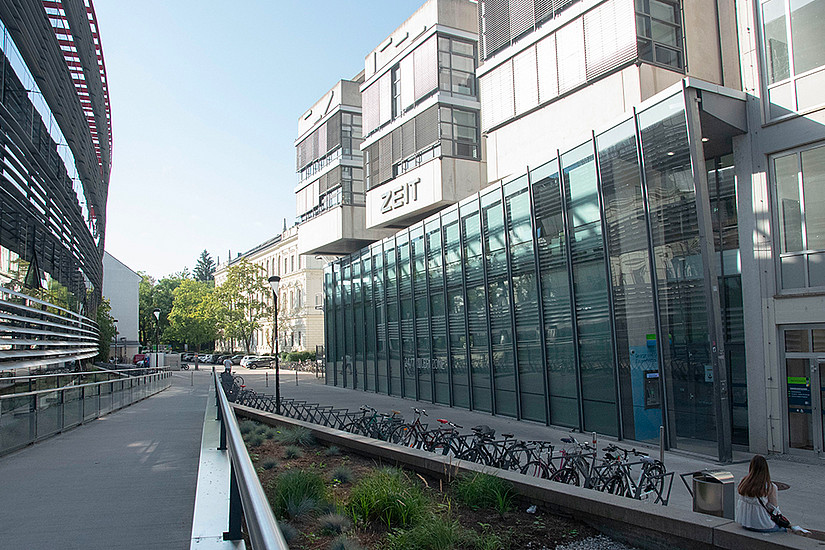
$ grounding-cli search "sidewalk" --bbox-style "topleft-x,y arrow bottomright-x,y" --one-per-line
0,372 -> 212,549
238,368 -> 825,533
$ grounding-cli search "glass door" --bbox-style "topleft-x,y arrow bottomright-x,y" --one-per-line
783,328 -> 824,454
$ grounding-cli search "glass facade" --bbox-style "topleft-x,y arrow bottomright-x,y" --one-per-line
324,91 -> 746,455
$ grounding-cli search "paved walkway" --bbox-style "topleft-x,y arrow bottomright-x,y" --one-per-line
0,372 -> 211,549
237,367 -> 825,533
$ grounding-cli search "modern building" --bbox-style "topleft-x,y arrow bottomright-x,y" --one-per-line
0,0 -> 111,371
360,0 -> 486,231
102,253 -> 140,362
323,0 -> 825,461
215,225 -> 325,355
295,76 -> 394,256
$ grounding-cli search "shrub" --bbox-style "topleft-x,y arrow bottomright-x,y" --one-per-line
330,465 -> 354,484
284,445 -> 304,459
285,496 -> 318,520
319,512 -> 352,535
269,470 -> 326,518
385,515 -> 473,550
328,536 -> 365,550
275,426 -> 315,446
261,459 -> 279,470
349,468 -> 428,528
452,472 -> 513,515
246,434 -> 265,448
324,445 -> 342,456
239,420 -> 256,435
264,427 -> 279,440
278,521 -> 298,542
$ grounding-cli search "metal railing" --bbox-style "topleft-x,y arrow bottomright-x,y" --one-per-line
0,367 -> 165,397
214,370 -> 288,549
0,285 -> 100,371
0,370 -> 172,456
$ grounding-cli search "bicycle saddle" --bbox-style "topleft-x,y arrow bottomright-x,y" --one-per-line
472,424 -> 495,436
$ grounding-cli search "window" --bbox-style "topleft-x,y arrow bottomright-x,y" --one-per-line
439,106 -> 480,159
775,143 -> 825,289
291,255 -> 295,272
438,36 -> 477,98
341,111 -> 362,157
391,65 -> 402,118
635,0 -> 684,70
761,0 -> 825,117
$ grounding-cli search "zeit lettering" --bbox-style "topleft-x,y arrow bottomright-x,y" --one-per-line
380,179 -> 420,214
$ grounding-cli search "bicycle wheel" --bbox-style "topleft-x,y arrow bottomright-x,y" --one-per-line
521,461 -> 550,479
550,467 -> 580,486
641,462 -> 666,498
232,375 -> 244,386
604,474 -> 628,496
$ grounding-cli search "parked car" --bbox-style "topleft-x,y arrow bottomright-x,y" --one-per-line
132,353 -> 146,365
202,354 -> 213,363
216,354 -> 231,364
248,356 -> 274,369
239,355 -> 257,367
230,355 -> 244,365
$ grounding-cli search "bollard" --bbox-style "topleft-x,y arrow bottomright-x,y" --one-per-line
659,425 -> 665,465
191,371 -> 194,386
266,371 -> 269,387
295,370 -> 298,386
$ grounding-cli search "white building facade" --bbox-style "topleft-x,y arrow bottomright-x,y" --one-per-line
215,226 -> 325,355
102,252 -> 140,362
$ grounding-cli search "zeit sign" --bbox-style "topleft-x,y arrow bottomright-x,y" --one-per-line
380,178 -> 420,214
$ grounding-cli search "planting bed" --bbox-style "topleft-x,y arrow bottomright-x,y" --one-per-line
241,420 -> 637,550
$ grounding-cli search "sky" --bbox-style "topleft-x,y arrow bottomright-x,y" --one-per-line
96,0 -> 426,280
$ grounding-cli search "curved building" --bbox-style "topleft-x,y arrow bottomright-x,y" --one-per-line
0,0 -> 111,371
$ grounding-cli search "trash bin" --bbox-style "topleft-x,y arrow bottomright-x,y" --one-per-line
690,470 -> 735,519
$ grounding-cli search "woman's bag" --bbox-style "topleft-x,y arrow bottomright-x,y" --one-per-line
760,498 -> 792,529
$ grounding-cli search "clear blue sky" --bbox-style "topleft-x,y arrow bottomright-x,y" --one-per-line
97,0 -> 426,279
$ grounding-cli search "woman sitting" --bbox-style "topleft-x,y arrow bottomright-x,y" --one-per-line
735,455 -> 785,533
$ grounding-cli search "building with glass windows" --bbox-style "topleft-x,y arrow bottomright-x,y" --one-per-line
0,0 -> 111,371
360,0 -> 486,231
295,76 -> 395,256
322,0 -> 825,462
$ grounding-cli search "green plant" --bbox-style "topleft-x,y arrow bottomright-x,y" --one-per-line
279,521 -> 298,543
385,515 -> 475,550
275,426 -> 315,446
348,468 -> 428,528
286,496 -> 318,519
328,536 -> 365,550
261,458 -> 279,470
318,512 -> 352,535
452,472 -> 513,515
239,420 -> 256,435
284,445 -> 304,459
264,427 -> 279,440
269,470 -> 326,518
330,465 -> 354,484
324,445 -> 342,456
247,434 -> 265,447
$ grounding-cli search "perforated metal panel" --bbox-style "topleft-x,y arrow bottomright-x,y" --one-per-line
484,0 -> 511,58
401,54 -> 416,111
401,119 -> 415,158
536,33 -> 559,103
513,45 -> 539,114
378,134 -> 393,186
363,81 -> 380,136
366,142 -> 380,190
415,105 -> 439,151
392,126 -> 403,161
327,112 -> 342,152
414,35 -> 438,101
510,0 -> 535,40
379,72 -> 392,127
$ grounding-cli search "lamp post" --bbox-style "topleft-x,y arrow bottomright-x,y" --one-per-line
120,337 -> 126,362
152,308 -> 160,361
268,276 -> 281,414
112,319 -> 119,363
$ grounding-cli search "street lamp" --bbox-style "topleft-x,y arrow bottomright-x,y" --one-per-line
268,276 -> 281,414
112,319 -> 119,363
119,337 -> 126,363
152,308 -> 160,357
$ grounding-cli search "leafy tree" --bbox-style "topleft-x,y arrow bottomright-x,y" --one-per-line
166,279 -> 217,352
214,259 -> 271,353
96,297 -> 117,361
138,273 -> 156,347
137,272 -> 185,349
194,250 -> 216,282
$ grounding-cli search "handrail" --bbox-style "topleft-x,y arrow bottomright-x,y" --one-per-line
213,370 -> 288,549
0,375 -> 162,400
0,368 -> 165,382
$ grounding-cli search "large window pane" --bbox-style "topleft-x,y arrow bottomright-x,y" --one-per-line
639,94 -> 716,451
790,0 -> 825,75
598,119 -> 662,442
802,145 -> 825,251
763,0 -> 790,84
776,153 -> 803,253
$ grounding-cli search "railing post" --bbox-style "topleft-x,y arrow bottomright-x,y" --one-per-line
223,463 -> 243,541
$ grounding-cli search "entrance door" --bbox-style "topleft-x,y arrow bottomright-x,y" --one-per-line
783,328 -> 825,454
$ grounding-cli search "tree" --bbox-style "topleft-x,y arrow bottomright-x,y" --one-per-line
214,259 -> 271,353
194,250 -> 216,282
137,272 -> 185,349
166,279 -> 217,352
96,297 -> 117,361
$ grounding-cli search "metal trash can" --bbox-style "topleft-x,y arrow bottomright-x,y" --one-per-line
689,470 -> 735,519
